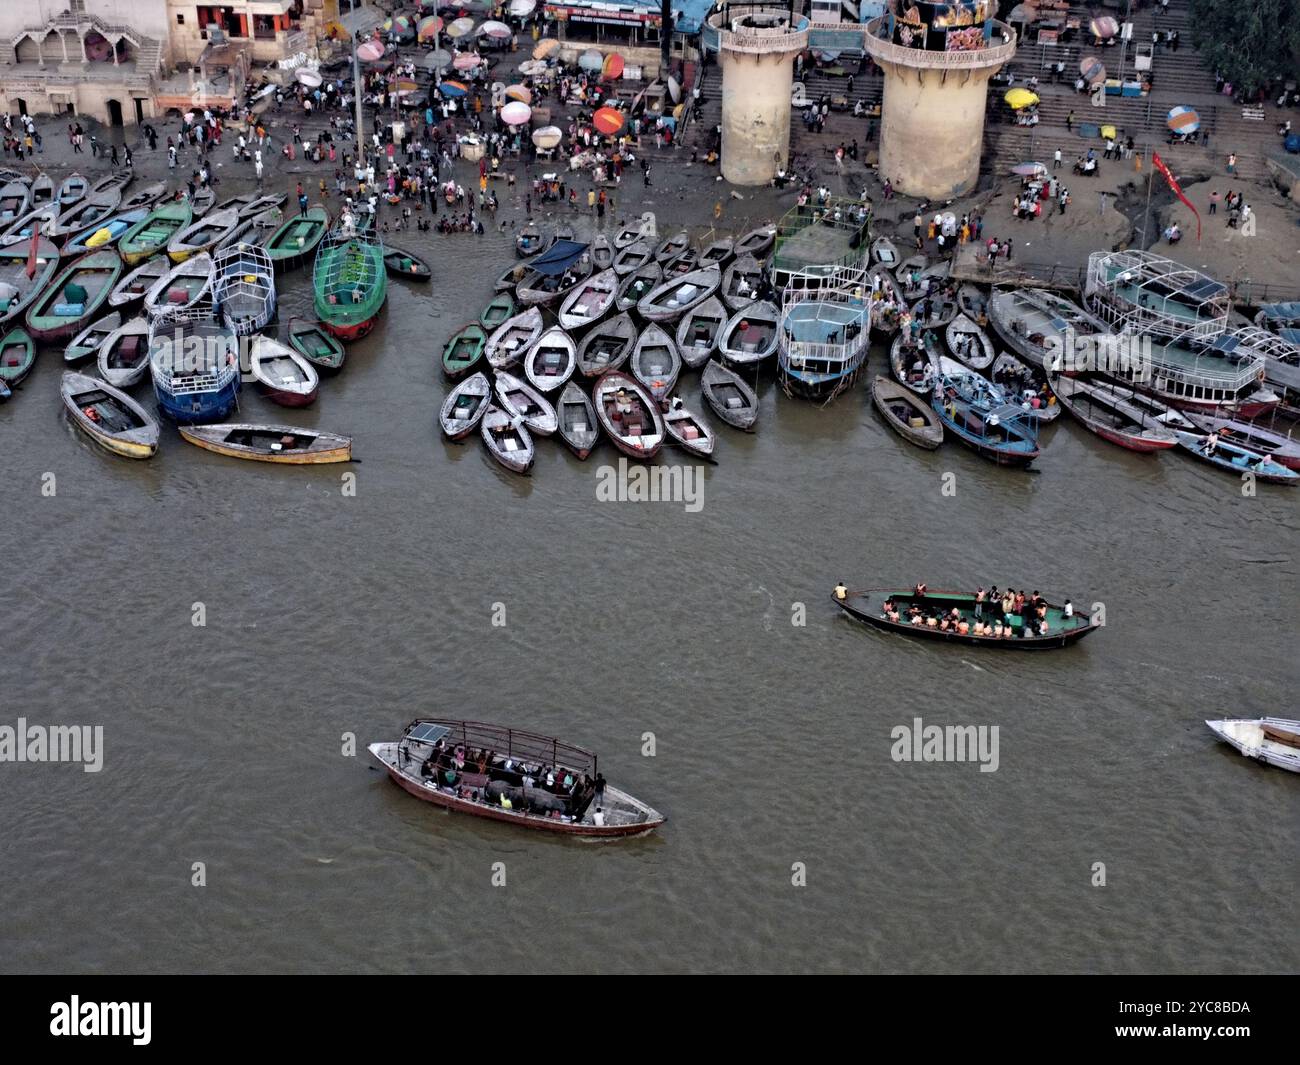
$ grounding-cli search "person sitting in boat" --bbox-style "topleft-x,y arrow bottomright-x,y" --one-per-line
925,614 -> 939,628
834,582 -> 848,602
1205,431 -> 1220,456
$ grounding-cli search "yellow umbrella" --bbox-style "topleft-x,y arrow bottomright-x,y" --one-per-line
1004,88 -> 1039,110
1100,124 -> 1117,140
85,227 -> 112,248
533,38 -> 559,60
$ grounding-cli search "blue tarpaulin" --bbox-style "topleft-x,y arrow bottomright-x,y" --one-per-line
529,239 -> 589,276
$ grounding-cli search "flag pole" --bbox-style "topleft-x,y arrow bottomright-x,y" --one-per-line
1141,140 -> 1154,246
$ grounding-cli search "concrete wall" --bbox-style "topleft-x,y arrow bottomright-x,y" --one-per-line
878,65 -> 994,199
0,1 -> 170,44
719,50 -> 795,186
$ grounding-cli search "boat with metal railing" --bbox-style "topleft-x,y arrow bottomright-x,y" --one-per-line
212,242 -> 276,337
1084,250 -> 1230,344
770,196 -> 871,291
777,280 -> 871,401
932,357 -> 1040,467
148,306 -> 241,424
312,211 -> 387,341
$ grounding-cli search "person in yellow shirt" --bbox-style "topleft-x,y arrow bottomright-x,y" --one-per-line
586,188 -> 596,213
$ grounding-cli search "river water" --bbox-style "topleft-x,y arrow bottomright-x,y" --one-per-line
1,175 -> 1296,975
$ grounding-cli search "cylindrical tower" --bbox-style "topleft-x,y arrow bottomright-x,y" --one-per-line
864,3 -> 1017,199
710,5 -> 810,187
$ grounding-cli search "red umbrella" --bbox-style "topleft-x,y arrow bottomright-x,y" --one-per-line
593,107 -> 625,136
602,54 -> 625,81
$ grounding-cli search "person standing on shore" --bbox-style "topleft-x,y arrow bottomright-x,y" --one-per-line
1209,190 -> 1219,214
1053,148 -> 1062,169
1227,152 -> 1236,174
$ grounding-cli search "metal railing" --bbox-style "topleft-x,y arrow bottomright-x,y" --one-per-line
708,4 -> 810,56
863,17 -> 1017,70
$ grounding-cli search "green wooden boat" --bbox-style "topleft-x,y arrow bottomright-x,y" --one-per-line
479,292 -> 515,331
0,325 -> 36,388
119,200 -> 193,265
25,249 -> 123,342
312,232 -> 387,341
442,323 -> 487,379
0,235 -> 60,327
263,205 -> 329,272
287,316 -> 346,374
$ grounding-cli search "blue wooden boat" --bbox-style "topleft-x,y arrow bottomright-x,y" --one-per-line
1173,430 -> 1298,485
62,208 -> 149,257
149,310 -> 242,424
932,357 -> 1040,467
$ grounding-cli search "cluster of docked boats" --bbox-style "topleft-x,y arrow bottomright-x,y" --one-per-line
439,221 -> 778,473
869,249 -> 1298,483
0,167 -> 425,465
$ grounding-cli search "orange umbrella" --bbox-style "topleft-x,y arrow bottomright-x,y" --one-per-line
602,53 -> 625,81
533,38 -> 559,60
593,106 -> 625,136
505,84 -> 532,103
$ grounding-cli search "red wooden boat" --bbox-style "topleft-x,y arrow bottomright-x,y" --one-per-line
369,719 -> 664,838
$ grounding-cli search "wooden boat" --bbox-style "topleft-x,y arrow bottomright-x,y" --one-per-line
700,359 -> 759,431
494,370 -> 558,436
119,181 -> 168,213
63,311 -> 121,366
988,288 -> 1110,369
1204,717 -> 1300,773
945,312 -> 995,371
0,182 -> 31,223
516,257 -> 591,306
478,291 -> 515,331
108,256 -> 169,312
312,229 -> 387,340
30,173 -> 55,208
91,173 -> 132,197
212,241 -> 276,336
119,200 -> 193,265
699,236 -> 734,269
190,187 -> 215,216
144,252 -> 213,317
0,234 -> 59,327
615,260 -> 662,313
369,718 -> 665,836
214,217 -> 256,254
287,316 -> 346,374
590,234 -> 613,270
61,371 -> 159,459
58,174 -> 88,208
990,352 -> 1061,422
61,207 -> 149,258
181,423 -> 352,463
485,305 -> 544,371
721,254 -> 764,313
630,323 -> 681,409
718,300 -> 780,367
957,282 -> 988,325
237,193 -> 287,220
1172,430 -> 1297,484
654,230 -> 689,263
442,322 -> 487,379
212,192 -> 260,216
889,332 -> 937,395
871,236 -> 899,267
833,587 -> 1100,649
480,405 -> 535,473
553,223 -> 576,244
1184,414 -> 1300,470
871,375 -> 943,450
523,326 -> 577,394
895,255 -> 928,297
557,381 -> 600,459
911,290 -> 958,329
439,371 -> 492,441
515,223 -> 544,258
167,206 -> 241,263
383,245 -> 431,281
932,365 -> 1040,467
612,240 -> 652,277
25,249 -> 122,342
664,403 -> 716,460
50,190 -> 121,243
555,268 -> 615,332
263,204 -> 329,271
638,266 -> 722,323
0,326 -> 36,389
734,225 -> 776,261
592,369 -> 664,459
2,202 -> 59,242
575,311 -> 636,377
675,296 -> 727,370
249,335 -> 320,407
96,315 -> 151,388
1047,375 -> 1177,452
662,247 -> 700,277
612,225 -> 643,249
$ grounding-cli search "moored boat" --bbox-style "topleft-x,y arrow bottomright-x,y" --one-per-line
871,236 -> 899,267
932,359 -> 1040,467
485,305 -> 544,371
478,291 -> 515,331
61,370 -> 159,458
383,245 -> 431,281
699,237 -> 734,269
49,190 -> 121,243
734,225 -> 776,260
118,181 -> 168,213
721,254 -> 764,313
630,323 -> 681,409
1185,414 -> 1300,470
871,375 -> 943,450
637,265 -> 722,323
287,316 -> 346,374
556,380 -> 600,459
108,256 -> 170,313
575,311 -> 636,377
590,234 -> 613,270
1047,375 -> 1177,452
312,224 -> 387,340
654,230 -> 689,264
833,587 -> 1100,649
1172,429 -> 1297,484
989,352 -> 1061,422
675,295 -> 727,369
612,239 -> 652,277
57,174 -> 88,208
494,370 -> 558,436
0,326 -> 36,389
25,248 -> 122,342
212,242 -> 276,336
61,207 -> 148,257
65,311 -> 122,366
149,308 -> 241,423
143,252 -> 213,317
440,371 -> 493,441
29,173 -> 55,208
250,335 -> 319,407
957,282 -> 988,324
663,402 -> 716,460
264,204 -> 329,271
522,326 -> 577,394
987,287 -> 1111,369
592,369 -> 664,459
557,267 -> 618,332
911,289 -> 958,329
118,199 -> 193,265
0,181 -> 31,222
368,718 -> 666,835
441,322 -> 487,379
515,239 -> 591,305
890,332 -> 937,396
718,300 -> 780,367
189,187 -> 215,216
945,312 -> 995,371
612,224 -> 642,249
615,260 -> 662,313
480,405 -> 535,473
515,222 -> 544,258
700,359 -> 759,431
1204,717 -> 1300,773
180,422 -> 352,463
0,234 -> 59,327
167,206 -> 241,263
95,315 -> 151,388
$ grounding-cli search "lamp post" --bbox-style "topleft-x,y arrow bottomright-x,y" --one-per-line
349,0 -> 366,161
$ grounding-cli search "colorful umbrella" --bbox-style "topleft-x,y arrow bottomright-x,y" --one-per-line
579,50 -> 604,73
500,101 -> 532,126
505,84 -> 532,103
1011,161 -> 1048,177
602,54 -> 625,81
357,40 -> 385,63
480,20 -> 512,39
447,17 -> 475,39
1166,106 -> 1200,134
593,106 -> 625,136
1080,56 -> 1106,86
509,0 -> 537,16
438,80 -> 469,98
418,15 -> 443,40
1004,88 -> 1039,110
1090,16 -> 1118,39
389,77 -> 419,93
423,49 -> 452,71
518,59 -> 548,77
453,52 -> 483,71
1099,124 -> 1117,141
296,68 -> 322,88
533,39 -> 559,60
531,126 -> 562,149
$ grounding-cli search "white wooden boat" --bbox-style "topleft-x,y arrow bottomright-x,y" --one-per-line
522,326 -> 577,394
1205,717 -> 1300,773
557,268 -> 618,331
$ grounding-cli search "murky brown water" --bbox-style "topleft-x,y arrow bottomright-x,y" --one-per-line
1,168 -> 1296,974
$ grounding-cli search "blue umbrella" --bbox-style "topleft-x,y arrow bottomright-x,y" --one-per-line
438,80 -> 469,98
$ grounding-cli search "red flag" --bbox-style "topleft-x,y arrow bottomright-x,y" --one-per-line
25,226 -> 39,280
1152,152 -> 1201,242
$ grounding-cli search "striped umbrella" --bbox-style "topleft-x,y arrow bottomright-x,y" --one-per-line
438,80 -> 470,98
417,16 -> 443,41
357,40 -> 385,62
453,52 -> 483,71
505,84 -> 532,103
480,20 -> 512,39
533,39 -> 559,60
1090,16 -> 1118,39
1080,56 -> 1106,86
1166,106 -> 1200,134
500,101 -> 532,126
447,17 -> 475,39
592,106 -> 625,136
518,59 -> 548,77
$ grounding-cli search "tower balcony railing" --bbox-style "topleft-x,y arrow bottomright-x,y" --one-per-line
708,4 -> 810,57
863,16 -> 1016,70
